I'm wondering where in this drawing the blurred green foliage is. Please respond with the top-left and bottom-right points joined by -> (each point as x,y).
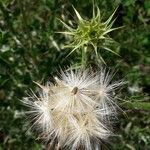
0,0 -> 149,149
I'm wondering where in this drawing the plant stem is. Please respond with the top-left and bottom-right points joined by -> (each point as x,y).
81,46 -> 87,67
123,102 -> 150,111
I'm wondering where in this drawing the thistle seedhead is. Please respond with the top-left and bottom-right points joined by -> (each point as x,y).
22,68 -> 124,149
60,6 -> 121,63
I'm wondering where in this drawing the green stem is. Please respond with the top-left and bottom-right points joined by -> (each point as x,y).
123,102 -> 150,111
81,46 -> 87,67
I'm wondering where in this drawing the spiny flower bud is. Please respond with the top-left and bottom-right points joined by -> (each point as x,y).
59,6 -> 121,63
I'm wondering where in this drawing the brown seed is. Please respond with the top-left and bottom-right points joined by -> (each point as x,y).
71,87 -> 78,95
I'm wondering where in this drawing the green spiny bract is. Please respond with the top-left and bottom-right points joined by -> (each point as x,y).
60,6 -> 121,64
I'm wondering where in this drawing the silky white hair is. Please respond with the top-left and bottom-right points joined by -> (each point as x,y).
22,68 -> 124,150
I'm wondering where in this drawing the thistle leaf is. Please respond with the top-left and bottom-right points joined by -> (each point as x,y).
72,6 -> 83,22
105,7 -> 118,26
101,46 -> 120,56
59,19 -> 74,31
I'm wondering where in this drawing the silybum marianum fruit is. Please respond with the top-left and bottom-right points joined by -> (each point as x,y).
22,68 -> 124,150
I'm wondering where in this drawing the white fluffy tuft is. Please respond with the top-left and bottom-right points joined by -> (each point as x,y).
22,68 -> 124,149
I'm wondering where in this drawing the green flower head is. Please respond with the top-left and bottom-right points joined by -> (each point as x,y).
60,6 -> 121,64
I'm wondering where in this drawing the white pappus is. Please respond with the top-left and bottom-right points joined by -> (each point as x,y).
22,68 -> 124,150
